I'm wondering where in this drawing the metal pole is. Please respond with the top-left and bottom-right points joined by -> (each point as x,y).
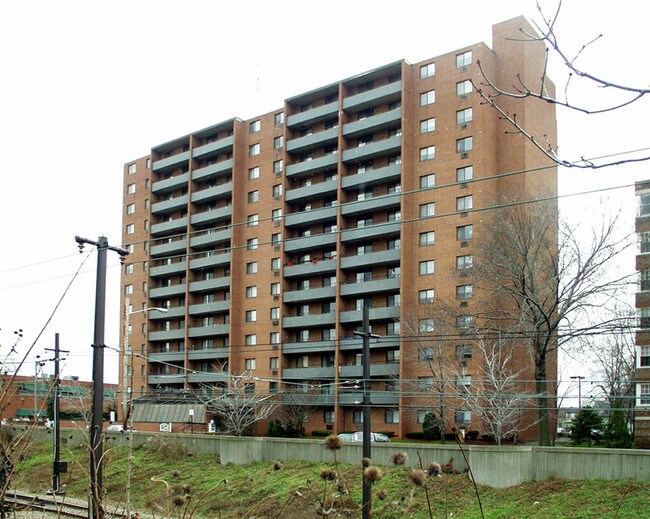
361,305 -> 371,519
53,333 -> 61,493
34,357 -> 39,423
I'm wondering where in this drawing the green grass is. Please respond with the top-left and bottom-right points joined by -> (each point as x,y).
15,440 -> 650,518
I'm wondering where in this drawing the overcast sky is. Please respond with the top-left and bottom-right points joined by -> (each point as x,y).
1,0 -> 649,387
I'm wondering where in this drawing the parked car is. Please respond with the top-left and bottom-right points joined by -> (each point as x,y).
106,424 -> 135,433
337,432 -> 391,443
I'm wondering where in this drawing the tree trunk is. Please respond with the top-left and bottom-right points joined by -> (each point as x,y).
535,349 -> 551,446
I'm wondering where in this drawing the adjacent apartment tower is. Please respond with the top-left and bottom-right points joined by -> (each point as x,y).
121,16 -> 558,439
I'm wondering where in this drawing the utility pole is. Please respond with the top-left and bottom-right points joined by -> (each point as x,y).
571,375 -> 585,409
46,333 -> 69,494
76,235 -> 128,519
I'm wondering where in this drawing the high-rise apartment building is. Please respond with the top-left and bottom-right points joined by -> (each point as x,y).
635,181 -> 650,448
121,16 -> 557,439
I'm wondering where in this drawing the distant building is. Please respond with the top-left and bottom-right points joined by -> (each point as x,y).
120,16 -> 558,439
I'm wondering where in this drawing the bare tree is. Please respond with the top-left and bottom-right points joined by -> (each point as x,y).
279,386 -> 320,437
195,375 -> 276,436
475,0 -> 650,169
456,336 -> 537,446
476,201 -> 630,445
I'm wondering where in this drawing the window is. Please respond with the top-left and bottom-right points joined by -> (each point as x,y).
457,255 -> 474,270
457,166 -> 474,182
419,318 -> 434,332
387,294 -> 400,307
420,203 -> 435,217
457,284 -> 473,300
269,332 -> 280,345
387,321 -> 401,335
420,174 -> 435,189
245,310 -> 257,322
457,195 -> 473,211
245,358 -> 256,370
356,298 -> 371,310
418,377 -> 434,390
248,190 -> 259,203
417,410 -> 431,424
455,410 -> 471,424
274,136 -> 284,149
419,347 -> 434,362
323,276 -> 336,287
125,264 -> 134,275
297,304 -> 310,317
419,289 -> 435,304
640,346 -> 650,367
639,383 -> 650,405
388,210 -> 401,222
270,282 -> 280,295
272,208 -> 282,224
249,143 -> 260,156
245,334 -> 257,346
456,315 -> 473,329
419,231 -> 435,246
641,270 -> 650,291
457,225 -> 473,241
420,62 -> 435,79
273,160 -> 283,174
419,260 -> 435,275
456,344 -> 472,360
248,166 -> 260,179
296,355 -> 309,368
246,262 -> 258,274
358,162 -> 373,173
457,108 -> 473,124
247,238 -> 259,250
126,203 -> 135,215
125,284 -> 134,295
324,411 -> 335,424
271,233 -> 281,245
128,163 -> 137,174
456,80 -> 473,96
357,218 -> 372,228
456,375 -> 472,392
322,328 -> 336,341
385,410 -> 400,424
388,183 -> 401,194
388,238 -> 401,250
270,307 -> 280,321
456,50 -> 472,68
419,117 -> 436,134
126,244 -> 135,253
127,183 -> 136,194
387,266 -> 400,278
640,307 -> 650,328
353,410 -> 364,423
126,223 -> 135,235
420,90 -> 436,106
420,146 -> 435,162
272,184 -> 283,198
250,120 -> 261,133
245,286 -> 258,298
247,214 -> 259,226
274,112 -> 285,126
356,271 -> 372,283
456,137 -> 473,153
298,279 -> 310,290
324,224 -> 337,234
271,257 -> 281,270
270,357 -> 279,369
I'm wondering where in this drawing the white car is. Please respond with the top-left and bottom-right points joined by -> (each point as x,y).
106,424 -> 135,433
337,432 -> 391,443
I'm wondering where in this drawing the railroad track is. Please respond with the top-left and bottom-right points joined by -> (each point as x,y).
4,491 -> 127,518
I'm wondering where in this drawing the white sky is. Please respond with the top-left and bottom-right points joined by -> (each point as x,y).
0,0 -> 649,389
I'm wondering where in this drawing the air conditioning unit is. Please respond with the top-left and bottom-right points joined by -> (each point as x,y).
274,221 -> 280,227
460,212 -> 468,218
275,171 -> 281,177
272,345 -> 278,350
460,241 -> 469,248
274,245 -> 281,251
459,271 -> 468,278
272,370 -> 278,376
460,123 -> 468,130
272,320 -> 279,326
460,182 -> 468,189
274,196 -> 280,201
460,301 -> 468,307
461,152 -> 469,159
274,271 -> 280,277
459,94 -> 468,101
273,296 -> 279,301
460,65 -> 468,73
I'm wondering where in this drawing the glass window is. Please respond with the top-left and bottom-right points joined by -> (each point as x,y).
274,112 -> 285,126
245,334 -> 257,345
248,190 -> 259,203
456,80 -> 473,96
419,318 -> 434,332
457,137 -> 473,153
270,307 -> 280,320
272,209 -> 282,223
419,231 -> 435,246
273,160 -> 283,174
387,321 -> 400,335
457,108 -> 473,124
457,166 -> 474,182
245,358 -> 256,370
245,286 -> 257,298
456,284 -> 473,300
420,117 -> 435,134
455,410 -> 471,424
249,143 -> 260,156
247,214 -> 259,226
126,224 -> 135,235
126,203 -> 135,214
353,410 -> 364,423
456,50 -> 472,68
420,203 -> 435,217
247,238 -> 259,250
457,255 -> 474,270
128,163 -> 137,174
419,289 -> 435,304
420,146 -> 435,162
456,315 -> 473,329
271,257 -> 281,270
639,383 -> 650,405
419,347 -> 434,361
274,136 -> 284,149
246,262 -> 258,274
248,166 -> 260,179
270,356 -> 279,369
245,310 -> 257,322
420,62 -> 435,79
420,174 -> 435,189
456,376 -> 472,392
324,410 -> 335,424
457,225 -> 473,241
419,260 -> 434,275
127,183 -> 136,194
270,282 -> 280,295
457,195 -> 473,211
456,344 -> 472,360
420,90 -> 436,106
385,410 -> 400,424
272,184 -> 283,198
250,120 -> 261,133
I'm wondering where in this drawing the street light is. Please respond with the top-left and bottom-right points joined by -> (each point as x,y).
34,355 -> 45,423
570,376 -> 586,409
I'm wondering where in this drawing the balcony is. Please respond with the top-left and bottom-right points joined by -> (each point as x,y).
343,81 -> 402,112
189,229 -> 232,249
152,173 -> 190,194
284,233 -> 337,253
287,127 -> 339,154
190,206 -> 232,227
282,340 -> 337,354
283,286 -> 336,304
149,351 -> 186,363
339,391 -> 399,405
148,374 -> 184,384
189,301 -> 230,315
153,151 -> 191,172
342,108 -> 402,138
342,163 -> 401,190
151,217 -> 188,237
340,195 -> 401,218
188,324 -> 230,338
151,194 -> 189,215
150,238 -> 187,258
285,206 -> 337,227
188,348 -> 229,361
286,154 -> 338,178
187,372 -> 229,384
340,277 -> 401,297
339,306 -> 400,323
339,363 -> 400,378
149,283 -> 187,299
277,393 -> 336,406
189,252 -> 231,270
150,261 -> 187,278
282,367 -> 336,380
189,277 -> 231,293
284,258 -> 337,278
285,181 -> 338,204
148,329 -> 186,342
340,222 -> 401,243
339,335 -> 400,351
282,312 -> 336,329
192,159 -> 233,182
149,306 -> 185,320
341,136 -> 402,164
340,249 -> 400,269
287,101 -> 339,128
192,136 -> 234,159
191,182 -> 233,204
